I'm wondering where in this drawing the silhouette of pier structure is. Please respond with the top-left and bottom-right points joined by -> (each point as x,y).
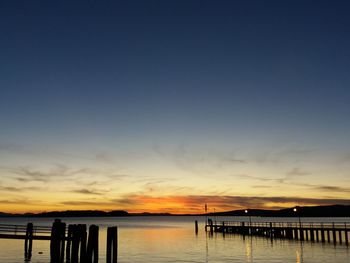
205,219 -> 349,245
0,219 -> 118,262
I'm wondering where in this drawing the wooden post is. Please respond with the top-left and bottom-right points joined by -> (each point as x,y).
269,222 -> 273,238
241,222 -> 246,235
87,225 -> 99,263
195,221 -> 198,235
80,224 -> 87,262
66,225 -> 74,263
339,230 -> 342,244
71,225 -> 79,263
50,219 -> 66,263
321,224 -> 325,243
107,226 -> 118,263
316,229 -> 319,242
68,224 -> 88,263
345,230 -> 349,246
310,229 -> 315,241
300,227 -> 304,241
333,223 -> 336,245
209,219 -> 214,234
24,223 -> 33,261
327,230 -> 330,243
294,228 -> 298,239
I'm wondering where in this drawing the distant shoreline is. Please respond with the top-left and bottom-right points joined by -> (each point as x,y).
1,204 -> 349,218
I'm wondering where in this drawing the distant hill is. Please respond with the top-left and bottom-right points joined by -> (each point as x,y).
34,210 -> 129,217
0,210 -> 129,218
0,212 -> 15,217
1,205 -> 349,217
131,212 -> 173,216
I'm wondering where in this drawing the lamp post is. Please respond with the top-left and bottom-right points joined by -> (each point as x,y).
245,209 -> 252,235
245,209 -> 252,226
214,208 -> 216,224
293,207 -> 301,227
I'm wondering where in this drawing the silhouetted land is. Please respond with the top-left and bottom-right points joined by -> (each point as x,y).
0,205 -> 349,217
206,205 -> 350,217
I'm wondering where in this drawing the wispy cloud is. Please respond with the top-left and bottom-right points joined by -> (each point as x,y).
60,200 -> 115,206
1,164 -> 130,184
287,167 -> 310,177
231,173 -> 350,194
4,164 -> 73,182
152,143 -> 247,176
308,185 -> 350,193
0,143 -> 94,161
0,198 -> 34,205
0,185 -> 41,192
72,189 -> 103,195
231,174 -> 285,183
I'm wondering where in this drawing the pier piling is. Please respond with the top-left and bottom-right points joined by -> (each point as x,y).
310,229 -> 315,241
24,223 -> 33,261
106,226 -> 118,263
66,225 -> 73,263
195,221 -> 198,235
339,231 -> 342,244
50,219 -> 66,263
70,224 -> 87,263
87,225 -> 99,263
321,228 -> 325,243
333,223 -> 337,245
327,230 -> 330,243
209,219 -> 213,234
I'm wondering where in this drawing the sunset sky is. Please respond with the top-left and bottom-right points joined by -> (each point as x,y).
0,1 -> 350,214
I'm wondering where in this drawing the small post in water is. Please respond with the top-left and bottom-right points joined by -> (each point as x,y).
24,223 -> 33,261
195,220 -> 198,235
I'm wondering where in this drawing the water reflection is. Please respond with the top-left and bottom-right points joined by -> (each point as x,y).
245,236 -> 253,262
296,241 -> 304,263
205,232 -> 209,263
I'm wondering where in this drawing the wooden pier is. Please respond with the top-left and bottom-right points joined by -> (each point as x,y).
0,223 -> 52,240
0,220 -> 119,262
205,220 -> 349,245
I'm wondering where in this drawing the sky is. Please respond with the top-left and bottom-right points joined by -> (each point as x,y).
0,0 -> 350,214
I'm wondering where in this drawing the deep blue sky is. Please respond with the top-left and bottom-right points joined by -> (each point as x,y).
0,1 -> 350,212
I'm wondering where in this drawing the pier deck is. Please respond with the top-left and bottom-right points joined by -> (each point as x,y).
205,220 -> 349,245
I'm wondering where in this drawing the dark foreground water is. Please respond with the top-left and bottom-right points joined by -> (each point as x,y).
0,216 -> 349,262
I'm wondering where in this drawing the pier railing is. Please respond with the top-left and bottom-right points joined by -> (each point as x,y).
212,221 -> 348,230
0,223 -> 52,238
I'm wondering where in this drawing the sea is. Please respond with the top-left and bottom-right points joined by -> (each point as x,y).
0,216 -> 349,262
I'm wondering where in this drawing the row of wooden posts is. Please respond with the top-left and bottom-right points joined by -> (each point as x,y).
24,219 -> 118,262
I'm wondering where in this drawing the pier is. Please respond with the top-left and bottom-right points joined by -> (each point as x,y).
205,220 -> 349,245
0,220 -> 118,262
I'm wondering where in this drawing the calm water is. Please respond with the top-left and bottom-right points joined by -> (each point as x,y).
0,216 -> 349,262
